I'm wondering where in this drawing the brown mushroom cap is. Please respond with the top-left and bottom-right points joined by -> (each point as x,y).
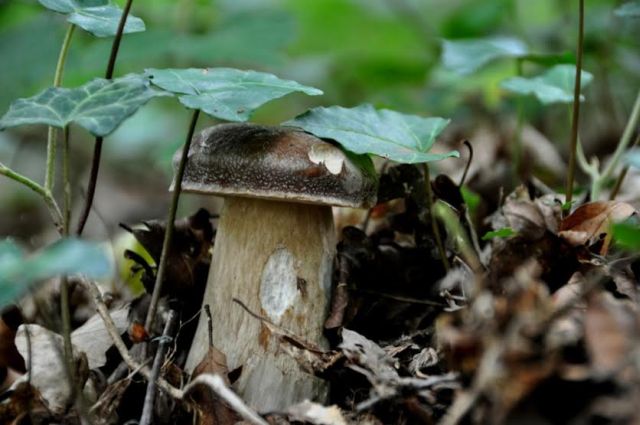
173,123 -> 378,208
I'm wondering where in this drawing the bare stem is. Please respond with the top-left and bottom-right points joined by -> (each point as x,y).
610,133 -> 640,200
0,162 -> 63,229
144,109 -> 201,332
60,126 -> 75,391
62,127 -> 71,234
140,310 -> 178,425
76,0 -> 135,236
565,0 -> 585,205
46,24 -> 76,192
423,163 -> 450,272
513,58 -> 525,183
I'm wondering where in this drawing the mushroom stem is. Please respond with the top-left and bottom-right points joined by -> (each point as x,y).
185,196 -> 334,411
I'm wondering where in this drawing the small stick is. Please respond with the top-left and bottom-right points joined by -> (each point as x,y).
144,109 -> 201,333
139,310 -> 178,425
82,278 -> 266,425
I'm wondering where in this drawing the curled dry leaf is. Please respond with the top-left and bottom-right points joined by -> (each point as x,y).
559,201 -> 636,254
189,346 -> 240,425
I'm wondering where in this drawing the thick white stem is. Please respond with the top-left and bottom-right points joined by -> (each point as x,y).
185,197 -> 334,411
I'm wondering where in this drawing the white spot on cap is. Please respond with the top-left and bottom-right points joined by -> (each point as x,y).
260,248 -> 298,322
308,144 -> 345,175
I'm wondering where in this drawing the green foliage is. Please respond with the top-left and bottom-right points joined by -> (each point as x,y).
0,238 -> 113,309
612,220 -> 640,250
482,227 -> 517,240
287,104 -> 457,163
500,64 -> 594,104
38,0 -> 145,37
145,68 -> 322,121
0,75 -> 167,136
441,36 -> 528,75
614,1 -> 640,17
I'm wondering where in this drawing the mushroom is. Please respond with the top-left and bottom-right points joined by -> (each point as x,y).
177,123 -> 377,411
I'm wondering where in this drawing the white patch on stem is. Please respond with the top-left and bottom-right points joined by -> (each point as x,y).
260,248 -> 298,322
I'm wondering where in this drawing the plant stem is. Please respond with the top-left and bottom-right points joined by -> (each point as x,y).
45,24 -> 76,192
62,127 -> 71,234
144,109 -> 200,332
565,0 -> 585,205
60,126 -> 75,389
0,162 -> 63,229
75,0 -> 134,236
609,133 -> 640,200
513,58 -> 525,183
423,163 -> 450,273
593,89 -> 640,199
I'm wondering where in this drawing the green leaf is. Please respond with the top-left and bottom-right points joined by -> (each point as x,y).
614,2 -> 640,18
145,68 -> 323,122
612,221 -> 640,250
286,104 -> 458,164
482,227 -> 517,241
441,36 -> 528,75
38,0 -> 145,37
461,186 -> 480,215
0,238 -> 113,309
500,64 -> 594,104
0,75 -> 167,136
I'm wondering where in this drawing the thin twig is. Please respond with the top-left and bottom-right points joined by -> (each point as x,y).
144,109 -> 201,333
140,310 -> 178,425
76,0 -> 135,235
81,278 -> 266,425
565,0 -> 585,205
204,305 -> 213,348
183,376 -> 269,425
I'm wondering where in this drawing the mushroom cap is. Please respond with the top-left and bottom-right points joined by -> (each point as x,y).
172,123 -> 378,208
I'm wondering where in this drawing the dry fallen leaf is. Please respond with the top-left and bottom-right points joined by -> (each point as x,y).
285,400 -> 348,425
71,308 -> 129,369
190,347 -> 240,425
584,292 -> 640,377
14,324 -> 88,415
559,201 -> 636,253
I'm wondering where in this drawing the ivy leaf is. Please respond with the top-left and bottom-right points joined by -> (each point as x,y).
38,0 -> 145,37
0,238 -> 113,309
286,104 -> 458,164
500,64 -> 594,104
145,68 -> 322,122
0,75 -> 167,137
614,2 -> 640,18
442,36 -> 528,75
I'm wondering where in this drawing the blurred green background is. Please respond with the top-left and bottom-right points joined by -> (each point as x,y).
0,0 -> 638,247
